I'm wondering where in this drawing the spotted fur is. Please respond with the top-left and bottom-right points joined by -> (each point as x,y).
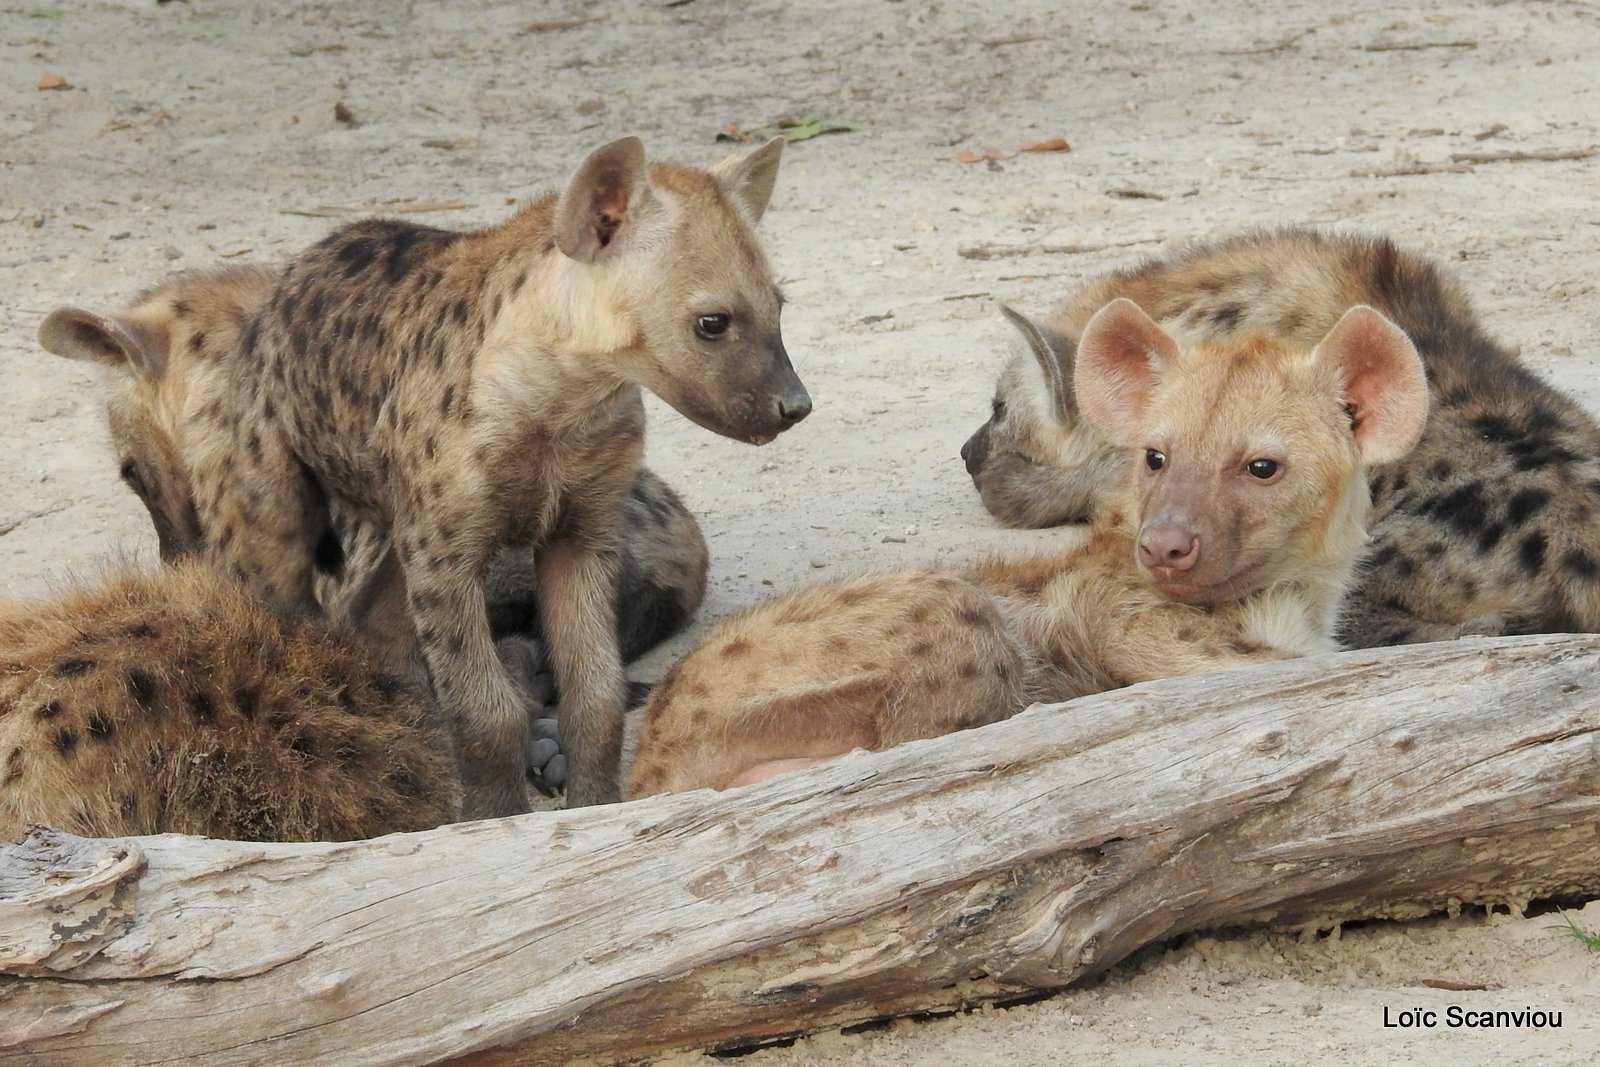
628,300 -> 1425,797
0,559 -> 459,842
178,137 -> 805,815
963,229 -> 1600,647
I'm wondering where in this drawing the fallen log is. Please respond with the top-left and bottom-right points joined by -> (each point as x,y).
3,634 -> 1599,1066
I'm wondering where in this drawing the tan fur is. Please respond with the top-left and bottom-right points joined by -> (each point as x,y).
39,265 -> 710,664
627,305 -> 1425,797
0,559 -> 459,842
178,138 -> 806,815
963,229 -> 1600,647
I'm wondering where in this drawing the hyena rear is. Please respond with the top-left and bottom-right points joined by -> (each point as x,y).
627,298 -> 1427,796
38,264 -> 710,670
962,229 -> 1600,647
183,137 -> 808,815
0,557 -> 460,842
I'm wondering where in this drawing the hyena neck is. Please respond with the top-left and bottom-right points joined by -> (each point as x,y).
464,199 -> 646,422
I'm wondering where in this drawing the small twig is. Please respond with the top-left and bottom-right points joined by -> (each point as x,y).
1221,29 -> 1314,55
1352,163 -> 1475,177
1362,39 -> 1478,52
1107,187 -> 1165,200
1421,978 -> 1495,991
1449,147 -> 1596,164
0,501 -> 74,538
983,34 -> 1049,48
958,237 -> 1160,261
941,292 -> 990,302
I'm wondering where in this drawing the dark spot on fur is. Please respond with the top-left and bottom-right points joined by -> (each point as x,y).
337,237 -> 380,277
1506,488 -> 1551,526
451,298 -> 470,326
189,691 -> 217,725
1562,550 -> 1599,581
54,728 -> 78,757
289,733 -> 318,758
125,623 -> 157,640
1428,460 -> 1453,481
959,661 -> 981,679
128,671 -> 160,713
36,701 -> 61,721
1422,541 -> 1446,559
1476,523 -> 1505,553
3,746 -> 21,785
55,658 -> 96,677
87,712 -> 115,739
956,607 -> 988,628
1518,531 -> 1549,575
387,766 -> 426,798
1210,304 -> 1243,330
910,641 -> 933,657
1471,414 -> 1519,445
1426,481 -> 1486,537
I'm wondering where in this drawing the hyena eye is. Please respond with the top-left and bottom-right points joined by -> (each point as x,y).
1145,449 -> 1166,472
1246,458 -> 1280,480
991,398 -> 1007,419
694,313 -> 731,340
119,459 -> 145,493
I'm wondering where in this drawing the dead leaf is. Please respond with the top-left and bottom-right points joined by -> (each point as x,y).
37,73 -> 70,91
956,146 -> 1015,164
1020,137 -> 1071,153
717,116 -> 864,144
334,100 -> 358,126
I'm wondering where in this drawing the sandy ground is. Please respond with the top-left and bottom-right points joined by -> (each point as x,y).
3,0 -> 1599,1063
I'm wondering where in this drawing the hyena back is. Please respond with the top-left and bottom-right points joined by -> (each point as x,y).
962,229 -> 1600,647
38,265 -> 710,670
188,137 -> 807,814
628,297 -> 1427,796
0,558 -> 460,842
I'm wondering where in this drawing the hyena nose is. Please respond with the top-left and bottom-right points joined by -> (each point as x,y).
1138,523 -> 1201,572
961,426 -> 990,474
776,387 -> 812,426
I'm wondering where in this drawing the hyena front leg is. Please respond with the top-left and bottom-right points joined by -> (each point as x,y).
396,519 -> 532,820
535,519 -> 627,808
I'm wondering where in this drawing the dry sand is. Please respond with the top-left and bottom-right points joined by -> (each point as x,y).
3,0 -> 1598,1063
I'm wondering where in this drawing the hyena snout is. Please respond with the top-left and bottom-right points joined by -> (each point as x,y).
732,339 -> 812,441
1138,520 -> 1201,575
960,422 -> 991,475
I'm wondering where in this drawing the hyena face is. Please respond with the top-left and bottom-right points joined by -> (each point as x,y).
961,306 -> 1122,526
554,137 -> 811,444
37,267 -> 273,560
1078,299 -> 1428,606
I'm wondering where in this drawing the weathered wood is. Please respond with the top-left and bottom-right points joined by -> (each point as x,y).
3,634 -> 1599,1066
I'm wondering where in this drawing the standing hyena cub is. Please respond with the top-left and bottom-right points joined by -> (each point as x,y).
187,137 -> 809,815
962,229 -> 1600,647
37,264 -> 711,675
627,298 -> 1427,796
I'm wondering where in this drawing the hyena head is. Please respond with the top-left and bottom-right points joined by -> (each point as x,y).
551,136 -> 811,444
961,306 -> 1124,527
1076,298 -> 1428,605
37,266 -> 274,560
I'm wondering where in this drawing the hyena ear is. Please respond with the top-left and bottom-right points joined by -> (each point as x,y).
1073,297 -> 1180,445
709,137 -> 784,224
38,306 -> 166,377
1313,305 -> 1429,465
999,304 -> 1077,423
555,136 -> 658,263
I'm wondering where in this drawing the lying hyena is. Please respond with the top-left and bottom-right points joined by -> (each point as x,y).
0,555 -> 461,842
180,137 -> 807,815
37,264 -> 710,671
627,298 -> 1427,796
962,229 -> 1600,648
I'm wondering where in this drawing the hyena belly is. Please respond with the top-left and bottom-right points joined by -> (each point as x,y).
0,561 -> 459,842
963,229 -> 1600,647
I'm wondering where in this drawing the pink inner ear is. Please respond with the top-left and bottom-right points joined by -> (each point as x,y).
1318,306 -> 1428,465
1073,298 -> 1178,444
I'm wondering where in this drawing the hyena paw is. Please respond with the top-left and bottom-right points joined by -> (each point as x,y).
496,636 -> 557,707
526,713 -> 567,797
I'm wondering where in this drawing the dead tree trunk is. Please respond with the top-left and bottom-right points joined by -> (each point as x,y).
3,634 -> 1599,1066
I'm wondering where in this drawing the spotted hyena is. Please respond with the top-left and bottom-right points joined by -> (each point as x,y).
0,555 -> 461,842
627,297 -> 1427,796
179,137 -> 807,815
962,229 -> 1600,648
38,263 -> 710,674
